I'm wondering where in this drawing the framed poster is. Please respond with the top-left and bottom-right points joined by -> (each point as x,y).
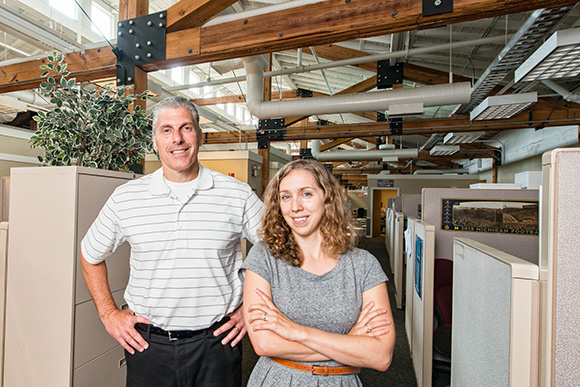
441,198 -> 539,235
415,236 -> 423,299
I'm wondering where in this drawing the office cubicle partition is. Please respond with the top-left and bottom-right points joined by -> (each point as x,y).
393,212 -> 404,309
452,238 -> 539,387
540,148 -> 580,387
410,219 -> 435,387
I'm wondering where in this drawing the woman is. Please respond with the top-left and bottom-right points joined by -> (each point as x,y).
241,159 -> 395,386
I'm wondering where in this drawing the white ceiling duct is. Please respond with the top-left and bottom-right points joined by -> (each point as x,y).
541,80 -> 580,104
311,140 -> 418,161
243,56 -> 472,119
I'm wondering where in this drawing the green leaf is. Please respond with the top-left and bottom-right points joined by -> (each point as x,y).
47,63 -> 54,70
60,77 -> 67,88
117,89 -> 125,97
47,77 -> 55,85
56,55 -> 63,63
47,55 -> 54,62
61,70 -> 71,77
67,79 -> 75,87
56,64 -> 62,73
40,81 -> 48,89
41,71 -> 49,77
40,65 -> 48,70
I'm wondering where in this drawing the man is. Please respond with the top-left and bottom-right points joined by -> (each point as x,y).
81,96 -> 263,386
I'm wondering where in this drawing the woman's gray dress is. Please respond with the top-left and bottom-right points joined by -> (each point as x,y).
241,243 -> 388,386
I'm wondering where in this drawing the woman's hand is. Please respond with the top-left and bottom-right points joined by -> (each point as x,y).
348,301 -> 391,337
248,288 -> 305,342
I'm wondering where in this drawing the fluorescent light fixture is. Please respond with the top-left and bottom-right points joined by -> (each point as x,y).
515,28 -> 580,83
470,92 -> 537,121
444,131 -> 486,144
430,145 -> 460,156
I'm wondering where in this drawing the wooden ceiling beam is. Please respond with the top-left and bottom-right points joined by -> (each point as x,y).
320,137 -> 355,151
203,105 -> 580,144
147,0 -> 575,71
166,0 -> 238,32
0,47 -> 117,93
2,0 -> 573,93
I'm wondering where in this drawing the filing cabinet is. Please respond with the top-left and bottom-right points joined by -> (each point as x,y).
4,167 -> 134,387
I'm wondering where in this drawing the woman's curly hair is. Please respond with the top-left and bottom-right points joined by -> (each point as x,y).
260,159 -> 359,266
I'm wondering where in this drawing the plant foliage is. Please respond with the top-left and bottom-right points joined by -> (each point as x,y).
30,51 -> 153,172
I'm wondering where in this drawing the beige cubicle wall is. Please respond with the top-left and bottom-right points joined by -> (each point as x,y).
401,194 -> 421,219
421,188 -> 539,263
0,222 -> 7,387
408,218 -> 435,387
539,148 -> 580,387
452,238 -> 539,387
404,218 -> 417,354
392,212 -> 405,309
0,177 -> 7,222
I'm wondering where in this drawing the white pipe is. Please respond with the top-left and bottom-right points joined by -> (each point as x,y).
541,80 -> 580,103
310,140 -> 418,161
243,56 -> 471,119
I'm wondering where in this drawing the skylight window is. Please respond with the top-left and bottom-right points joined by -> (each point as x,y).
49,0 -> 76,19
91,4 -> 113,39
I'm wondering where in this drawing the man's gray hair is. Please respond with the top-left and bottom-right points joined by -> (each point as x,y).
151,96 -> 200,135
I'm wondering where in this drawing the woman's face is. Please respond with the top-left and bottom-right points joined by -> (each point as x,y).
279,169 -> 326,240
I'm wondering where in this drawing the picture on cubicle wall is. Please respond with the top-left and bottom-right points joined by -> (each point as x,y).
415,236 -> 423,299
441,198 -> 539,235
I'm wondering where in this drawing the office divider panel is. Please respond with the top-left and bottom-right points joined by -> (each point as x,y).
405,218 -> 417,353
393,212 -> 405,309
452,238 -> 538,387
0,222 -> 7,386
411,221 -> 435,387
540,148 -> 580,387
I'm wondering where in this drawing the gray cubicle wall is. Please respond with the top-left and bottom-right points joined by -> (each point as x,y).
452,238 -> 539,387
422,188 -> 539,263
540,148 -> 580,387
401,194 -> 421,219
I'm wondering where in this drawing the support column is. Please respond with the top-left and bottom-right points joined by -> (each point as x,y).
119,0 -> 149,172
259,54 -> 273,196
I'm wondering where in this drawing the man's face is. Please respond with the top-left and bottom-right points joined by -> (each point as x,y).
153,107 -> 202,182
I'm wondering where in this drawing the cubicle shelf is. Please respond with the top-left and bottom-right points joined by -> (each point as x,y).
4,167 -> 134,387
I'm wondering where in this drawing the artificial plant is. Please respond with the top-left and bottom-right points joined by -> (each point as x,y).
30,51 -> 153,172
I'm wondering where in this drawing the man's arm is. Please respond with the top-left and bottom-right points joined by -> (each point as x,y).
80,253 -> 150,355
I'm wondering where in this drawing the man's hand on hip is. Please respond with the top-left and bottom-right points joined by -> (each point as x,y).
213,305 -> 246,347
102,308 -> 150,355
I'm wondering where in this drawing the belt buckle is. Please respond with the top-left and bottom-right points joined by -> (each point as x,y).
167,331 -> 178,341
312,365 -> 329,376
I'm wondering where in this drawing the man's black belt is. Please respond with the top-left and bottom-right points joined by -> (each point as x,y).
136,322 -> 215,341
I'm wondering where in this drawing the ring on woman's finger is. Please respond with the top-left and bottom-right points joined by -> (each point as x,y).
263,313 -> 267,321
366,325 -> 371,333
234,326 -> 240,331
